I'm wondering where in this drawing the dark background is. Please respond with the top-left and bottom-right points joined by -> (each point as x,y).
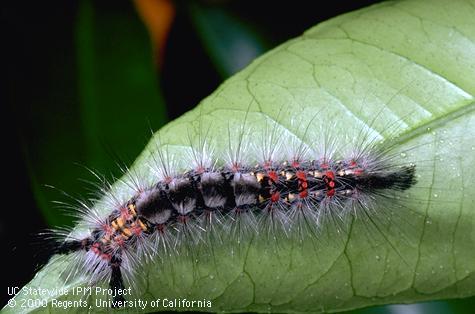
2,1 -> 474,313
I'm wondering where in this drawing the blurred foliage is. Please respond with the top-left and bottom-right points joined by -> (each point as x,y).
22,0 -> 168,227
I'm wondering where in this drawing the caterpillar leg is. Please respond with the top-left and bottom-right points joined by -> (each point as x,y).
55,239 -> 127,306
109,255 -> 126,305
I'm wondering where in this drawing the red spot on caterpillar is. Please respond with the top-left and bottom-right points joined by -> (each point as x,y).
102,224 -> 113,236
270,191 -> 280,203
196,166 -> 206,174
156,224 -> 166,233
164,176 -> 173,184
296,171 -> 306,180
114,236 -> 125,247
354,169 -> 363,176
231,163 -> 241,173
296,171 -> 308,198
350,160 -> 357,167
120,207 -> 132,221
91,243 -> 101,254
325,171 -> 335,180
101,253 -> 111,261
178,215 -> 188,224
268,171 -> 278,183
323,171 -> 336,197
132,225 -> 143,236
291,160 -> 300,168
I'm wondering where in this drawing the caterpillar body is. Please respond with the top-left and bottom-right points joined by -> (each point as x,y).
47,116 -> 418,306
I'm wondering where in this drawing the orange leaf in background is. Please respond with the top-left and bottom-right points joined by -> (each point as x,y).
134,0 -> 175,68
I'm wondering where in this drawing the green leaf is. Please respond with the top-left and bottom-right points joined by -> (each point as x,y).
5,0 -> 475,313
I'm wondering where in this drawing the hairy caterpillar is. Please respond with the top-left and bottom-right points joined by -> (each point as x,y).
8,92 -> 475,314
32,106 -> 424,310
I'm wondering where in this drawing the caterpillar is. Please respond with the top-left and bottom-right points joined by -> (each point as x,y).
40,108 -> 420,308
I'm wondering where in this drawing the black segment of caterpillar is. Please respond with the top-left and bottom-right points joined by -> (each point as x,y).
52,156 -> 416,305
